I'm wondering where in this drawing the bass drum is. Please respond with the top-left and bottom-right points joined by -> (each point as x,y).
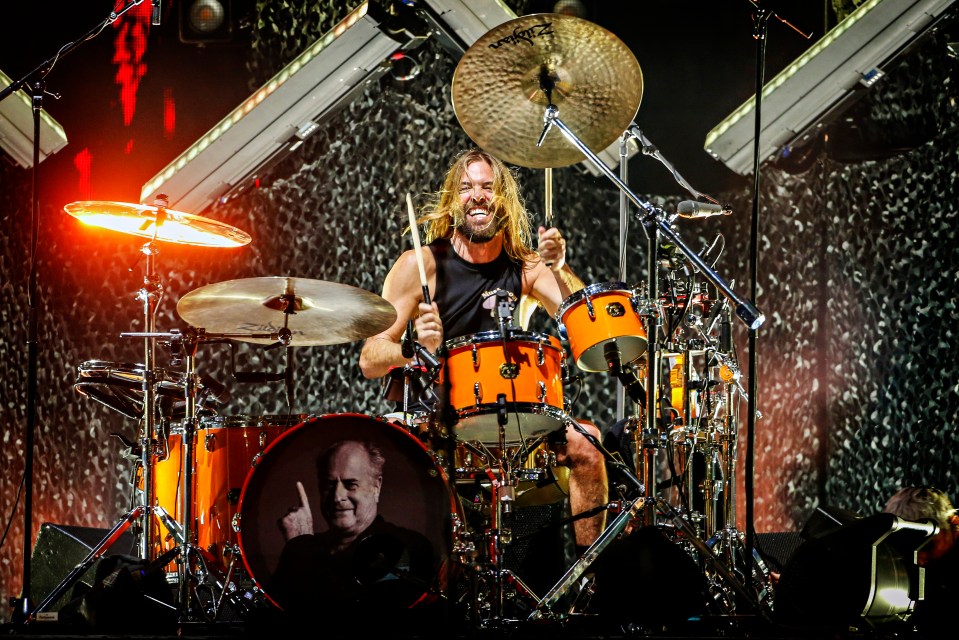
235,413 -> 462,615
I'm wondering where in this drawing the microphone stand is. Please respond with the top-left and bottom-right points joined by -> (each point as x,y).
741,0 -> 811,585
536,96 -> 766,610
0,1 -> 146,622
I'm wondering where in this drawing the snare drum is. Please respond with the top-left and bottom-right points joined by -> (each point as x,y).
152,414 -> 304,565
556,282 -> 646,372
443,330 -> 566,444
235,413 -> 461,612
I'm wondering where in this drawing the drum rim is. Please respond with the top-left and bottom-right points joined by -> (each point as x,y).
197,413 -> 311,426
555,280 -> 634,322
444,329 -> 562,352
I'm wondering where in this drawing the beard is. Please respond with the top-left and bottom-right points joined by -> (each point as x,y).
452,200 -> 505,243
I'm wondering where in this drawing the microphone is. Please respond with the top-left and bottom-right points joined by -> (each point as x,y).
401,320 -> 415,359
413,342 -> 440,371
199,373 -> 231,403
604,341 -> 622,377
151,0 -> 162,26
677,201 -> 731,219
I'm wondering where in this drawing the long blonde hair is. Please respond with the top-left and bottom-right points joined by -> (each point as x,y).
416,149 -> 536,263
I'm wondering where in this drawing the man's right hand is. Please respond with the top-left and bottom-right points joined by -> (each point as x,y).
280,481 -> 313,540
414,301 -> 444,353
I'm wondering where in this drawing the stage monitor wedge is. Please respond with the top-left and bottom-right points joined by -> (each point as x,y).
704,0 -> 958,176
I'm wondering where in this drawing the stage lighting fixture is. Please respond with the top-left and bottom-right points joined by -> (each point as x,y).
0,68 -> 68,168
704,0 -> 958,176
179,0 -> 233,44
142,2 -> 427,213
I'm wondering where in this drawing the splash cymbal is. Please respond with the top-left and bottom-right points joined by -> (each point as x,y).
452,13 -> 643,169
64,201 -> 252,248
176,276 -> 397,346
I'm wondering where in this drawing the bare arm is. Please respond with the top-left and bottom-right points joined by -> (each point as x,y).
359,250 -> 443,379
526,226 -> 585,319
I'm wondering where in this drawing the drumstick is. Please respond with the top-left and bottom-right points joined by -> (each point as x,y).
406,193 -> 431,305
544,168 -> 554,267
544,167 -> 553,227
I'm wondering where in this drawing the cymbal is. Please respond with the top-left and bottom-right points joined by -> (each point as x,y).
452,13 -> 643,169
64,201 -> 252,248
176,276 -> 397,346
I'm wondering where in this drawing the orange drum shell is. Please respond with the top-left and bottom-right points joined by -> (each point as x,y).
559,289 -> 646,372
152,415 -> 300,565
443,332 -> 566,442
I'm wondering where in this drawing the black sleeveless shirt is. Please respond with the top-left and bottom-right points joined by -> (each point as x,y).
428,238 -> 523,341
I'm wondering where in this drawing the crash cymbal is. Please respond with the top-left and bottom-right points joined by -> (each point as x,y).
452,13 -> 643,169
64,201 -> 252,248
176,276 -> 397,346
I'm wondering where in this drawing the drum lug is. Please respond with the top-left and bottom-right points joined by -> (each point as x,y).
538,381 -> 547,403
231,512 -> 241,533
204,432 -> 215,452
251,451 -> 264,467
471,342 -> 479,368
474,382 -> 482,407
537,341 -> 545,366
258,430 -> 268,450
585,293 -> 595,319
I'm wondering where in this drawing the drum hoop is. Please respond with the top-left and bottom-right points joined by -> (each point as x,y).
444,329 -> 561,352
196,414 -> 310,429
456,403 -> 567,421
555,281 -> 633,322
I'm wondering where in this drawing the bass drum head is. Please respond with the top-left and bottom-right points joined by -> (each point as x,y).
236,413 -> 458,615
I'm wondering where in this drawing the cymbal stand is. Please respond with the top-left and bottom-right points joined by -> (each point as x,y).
26,234 -> 184,621
122,326 -> 285,622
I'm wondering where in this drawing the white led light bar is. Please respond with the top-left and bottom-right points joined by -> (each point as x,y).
704,0 -> 957,176
140,2 -> 420,213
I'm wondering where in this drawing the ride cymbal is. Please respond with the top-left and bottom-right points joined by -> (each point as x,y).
176,276 -> 397,346
64,201 -> 252,248
452,13 -> 643,169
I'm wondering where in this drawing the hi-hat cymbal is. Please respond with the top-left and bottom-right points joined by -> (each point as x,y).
452,13 -> 643,169
64,201 -> 252,248
176,276 -> 397,346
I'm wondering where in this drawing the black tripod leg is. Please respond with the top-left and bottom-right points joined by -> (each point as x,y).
29,506 -> 145,619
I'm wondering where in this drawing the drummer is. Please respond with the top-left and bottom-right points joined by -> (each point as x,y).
359,148 -> 608,551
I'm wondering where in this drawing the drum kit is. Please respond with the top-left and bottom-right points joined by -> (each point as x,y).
31,11 -> 771,633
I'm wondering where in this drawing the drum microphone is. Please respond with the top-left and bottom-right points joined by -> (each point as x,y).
199,373 -> 231,403
677,201 -> 731,219
402,320 -> 415,359
403,319 -> 440,370
413,342 -> 440,371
